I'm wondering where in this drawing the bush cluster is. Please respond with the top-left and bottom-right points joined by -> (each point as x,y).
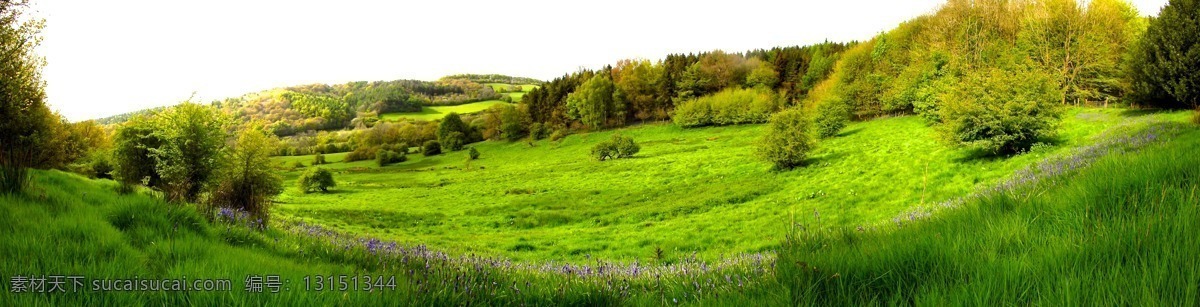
591,134 -> 640,161
422,140 -> 442,156
673,88 -> 782,128
528,123 -> 549,140
757,108 -> 815,170
812,98 -> 851,138
467,147 -> 480,160
343,147 -> 375,162
549,129 -> 569,142
937,65 -> 1063,154
375,150 -> 407,166
297,167 -> 335,194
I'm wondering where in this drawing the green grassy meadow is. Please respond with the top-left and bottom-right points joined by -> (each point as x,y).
780,122 -> 1200,305
272,107 -> 1191,263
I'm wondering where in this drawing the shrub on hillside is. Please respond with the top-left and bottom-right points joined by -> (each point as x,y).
468,147 -> 480,160
757,108 -> 815,170
813,98 -> 851,138
423,140 -> 442,156
343,147 -> 375,162
209,128 -> 283,227
591,142 -> 618,161
312,153 -> 327,165
290,161 -> 305,169
592,135 -> 640,161
375,150 -> 406,166
297,167 -> 335,194
529,123 -> 548,140
673,87 -> 782,128
611,135 -> 640,158
437,112 -> 471,150
443,131 -> 465,151
549,129 -> 569,142
937,65 -> 1063,154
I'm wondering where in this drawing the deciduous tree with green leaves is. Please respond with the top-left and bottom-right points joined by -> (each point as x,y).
1129,0 -> 1200,109
0,0 -> 52,194
208,126 -> 283,225
566,73 -> 623,129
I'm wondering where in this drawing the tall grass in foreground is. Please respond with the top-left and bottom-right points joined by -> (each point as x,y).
0,171 -> 783,305
780,126 -> 1200,305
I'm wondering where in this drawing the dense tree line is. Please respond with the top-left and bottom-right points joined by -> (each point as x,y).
521,43 -> 850,131
755,0 -> 1176,168
440,74 -> 543,85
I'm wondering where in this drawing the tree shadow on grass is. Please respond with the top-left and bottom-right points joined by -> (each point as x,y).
802,150 -> 847,167
837,127 -> 864,138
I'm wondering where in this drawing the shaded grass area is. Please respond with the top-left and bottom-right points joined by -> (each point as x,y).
273,107 -> 1191,262
779,125 -> 1200,305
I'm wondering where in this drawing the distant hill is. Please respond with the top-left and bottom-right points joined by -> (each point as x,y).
95,75 -> 543,136
439,74 -> 543,85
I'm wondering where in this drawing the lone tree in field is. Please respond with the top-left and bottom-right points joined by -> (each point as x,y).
757,108 -> 815,170
436,113 -> 469,151
209,128 -> 283,225
591,134 -> 640,161
297,167 -> 336,194
0,0 -> 52,194
1129,0 -> 1200,109
111,103 -> 227,203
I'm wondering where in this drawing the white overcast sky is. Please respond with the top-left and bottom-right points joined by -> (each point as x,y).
30,0 -> 1168,121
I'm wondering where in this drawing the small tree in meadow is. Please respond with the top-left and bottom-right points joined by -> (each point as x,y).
467,147 -> 480,160
813,97 -> 851,138
757,108 -> 815,170
591,134 -> 640,161
297,167 -> 335,194
209,128 -> 283,225
312,153 -> 327,165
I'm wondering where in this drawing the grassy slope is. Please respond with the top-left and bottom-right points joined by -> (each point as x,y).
379,100 -> 512,121
272,108 -> 1189,262
377,83 -> 537,121
779,123 -> 1200,305
3,108 -> 1195,305
0,171 -> 780,305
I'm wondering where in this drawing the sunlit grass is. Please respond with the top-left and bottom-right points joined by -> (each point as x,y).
779,122 -> 1200,305
379,100 -> 514,121
273,107 -> 1191,263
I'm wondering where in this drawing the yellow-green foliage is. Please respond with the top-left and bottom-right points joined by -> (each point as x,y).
820,0 -> 1145,121
674,87 -> 782,127
757,108 -> 815,169
937,62 -> 1065,154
